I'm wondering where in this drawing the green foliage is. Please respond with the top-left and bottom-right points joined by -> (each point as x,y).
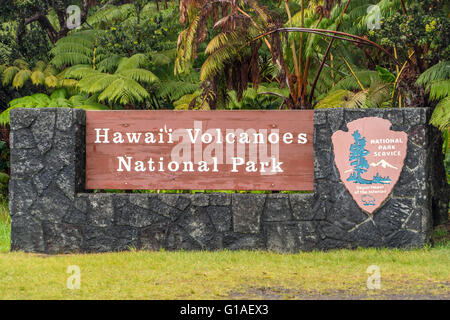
65,54 -> 159,105
95,4 -> 182,56
332,70 -> 382,92
50,30 -> 100,68
376,66 -> 396,83
156,77 -> 199,102
371,0 -> 449,64
316,81 -> 393,109
227,84 -> 290,110
429,98 -> 450,132
1,59 -> 59,90
173,91 -> 203,110
416,61 -> 450,101
0,88 -> 109,125
416,61 -> 450,131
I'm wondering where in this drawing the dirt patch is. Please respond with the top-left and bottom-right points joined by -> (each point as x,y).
228,283 -> 450,300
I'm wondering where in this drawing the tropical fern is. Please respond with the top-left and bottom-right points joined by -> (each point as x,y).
429,97 -> 450,131
65,54 -> 159,105
416,61 -> 450,101
416,61 -> 450,131
0,88 -> 109,125
50,30 -> 101,68
316,81 -> 392,109
0,42 -> 11,65
87,3 -> 135,28
315,89 -> 354,109
173,90 -> 203,110
331,70 -> 381,92
1,60 -> 59,89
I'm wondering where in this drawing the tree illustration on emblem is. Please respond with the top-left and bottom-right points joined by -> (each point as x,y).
347,130 -> 371,184
347,130 -> 391,185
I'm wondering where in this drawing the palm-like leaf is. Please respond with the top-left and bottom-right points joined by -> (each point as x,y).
0,92 -> 109,126
116,54 -> 151,72
13,59 -> 29,70
200,45 -> 238,81
12,69 -> 32,89
64,53 -> 159,106
118,69 -> 159,84
2,66 -> 19,86
30,70 -> 46,86
416,61 -> 450,101
430,97 -> 450,131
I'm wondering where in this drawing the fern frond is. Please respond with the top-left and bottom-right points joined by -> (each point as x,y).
416,61 -> 450,101
150,53 -> 172,66
175,13 -> 201,75
416,61 -> 450,86
31,71 -> 45,86
46,97 -> 72,108
13,59 -> 29,70
60,79 -> 79,88
116,54 -> 151,72
44,64 -> 58,77
429,79 -> 450,101
332,70 -> 380,91
2,66 -> 19,86
50,42 -> 93,58
315,89 -> 354,109
430,97 -> 450,131
98,78 -> 149,104
364,82 -> 392,108
157,80 -> 199,100
50,88 -> 68,100
65,65 -> 97,79
173,91 -> 201,110
12,69 -> 32,89
200,45 -> 238,81
78,73 -> 116,94
97,55 -> 122,73
45,75 -> 59,88
87,4 -> 134,27
51,52 -> 92,68
345,91 -> 368,108
74,104 -> 110,111
118,69 -> 159,84
205,32 -> 241,55
33,61 -> 47,72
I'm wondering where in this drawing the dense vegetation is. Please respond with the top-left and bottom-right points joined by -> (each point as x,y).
0,0 -> 448,199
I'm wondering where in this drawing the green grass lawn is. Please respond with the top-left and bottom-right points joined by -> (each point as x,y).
0,199 -> 10,253
0,201 -> 448,300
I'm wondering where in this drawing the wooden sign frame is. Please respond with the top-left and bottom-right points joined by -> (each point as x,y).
85,110 -> 314,190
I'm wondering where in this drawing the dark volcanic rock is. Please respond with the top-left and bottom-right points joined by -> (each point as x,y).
8,108 -> 438,253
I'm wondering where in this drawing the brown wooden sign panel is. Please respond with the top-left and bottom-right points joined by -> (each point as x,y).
85,110 -> 314,190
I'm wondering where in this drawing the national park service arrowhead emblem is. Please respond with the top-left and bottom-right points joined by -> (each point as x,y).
331,117 -> 408,214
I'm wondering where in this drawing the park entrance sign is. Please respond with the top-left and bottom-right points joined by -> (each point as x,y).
86,111 -> 314,190
8,107 -> 442,254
